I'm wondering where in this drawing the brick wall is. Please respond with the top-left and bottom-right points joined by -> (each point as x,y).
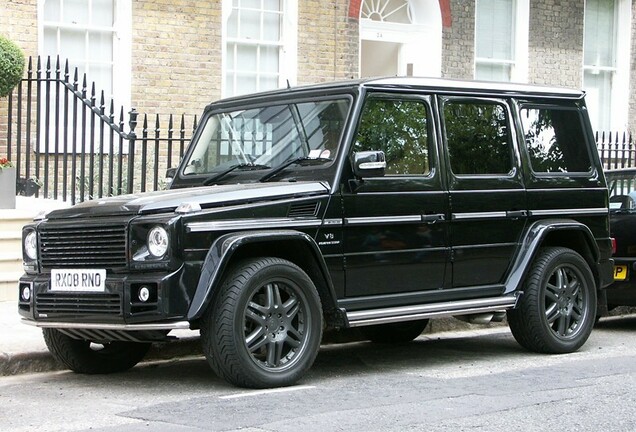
0,0 -> 38,155
528,0 -> 584,87
630,0 -> 636,132
297,0 -> 358,85
441,0 -> 474,80
0,0 -> 38,57
131,0 -> 222,117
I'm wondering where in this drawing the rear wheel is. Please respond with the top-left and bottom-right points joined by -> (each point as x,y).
360,319 -> 429,343
201,257 -> 323,388
507,247 -> 596,353
43,328 -> 151,374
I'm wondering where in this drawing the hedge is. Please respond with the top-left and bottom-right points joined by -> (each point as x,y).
0,36 -> 25,97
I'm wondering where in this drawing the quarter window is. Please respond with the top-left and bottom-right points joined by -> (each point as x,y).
520,107 -> 592,173
353,98 -> 432,176
444,100 -> 513,175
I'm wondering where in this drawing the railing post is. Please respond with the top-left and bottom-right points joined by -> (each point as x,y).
127,108 -> 138,194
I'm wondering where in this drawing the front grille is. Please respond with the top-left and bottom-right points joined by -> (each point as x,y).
36,293 -> 121,315
40,223 -> 127,269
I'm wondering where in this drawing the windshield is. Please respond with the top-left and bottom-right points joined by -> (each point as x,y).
608,172 -> 636,211
183,98 -> 351,177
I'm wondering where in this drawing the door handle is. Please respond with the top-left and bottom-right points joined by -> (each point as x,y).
421,214 -> 445,224
506,210 -> 528,219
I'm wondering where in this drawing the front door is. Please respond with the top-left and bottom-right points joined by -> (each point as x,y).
341,93 -> 449,306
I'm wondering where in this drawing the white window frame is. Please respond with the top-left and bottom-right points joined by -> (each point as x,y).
221,0 -> 297,98
37,0 -> 132,112
474,0 -> 529,82
583,0 -> 631,131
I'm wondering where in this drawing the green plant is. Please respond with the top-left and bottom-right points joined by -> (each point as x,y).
0,35 -> 25,97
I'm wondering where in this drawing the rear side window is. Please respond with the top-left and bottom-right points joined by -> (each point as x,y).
519,107 -> 592,174
443,100 -> 513,176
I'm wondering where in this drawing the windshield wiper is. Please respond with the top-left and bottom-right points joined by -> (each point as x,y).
258,157 -> 331,183
203,163 -> 270,185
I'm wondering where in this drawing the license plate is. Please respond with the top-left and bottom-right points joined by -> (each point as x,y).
614,265 -> 628,281
50,269 -> 106,292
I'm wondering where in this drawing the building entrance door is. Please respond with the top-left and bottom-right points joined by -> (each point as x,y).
359,0 -> 442,78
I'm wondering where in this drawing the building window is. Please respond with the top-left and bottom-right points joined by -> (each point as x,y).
583,0 -> 629,131
475,0 -> 528,82
40,0 -> 131,108
224,0 -> 297,98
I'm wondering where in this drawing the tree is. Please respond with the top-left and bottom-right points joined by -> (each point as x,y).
0,35 -> 25,97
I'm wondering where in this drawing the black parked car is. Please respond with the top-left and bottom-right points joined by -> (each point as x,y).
18,77 -> 614,388
604,168 -> 636,309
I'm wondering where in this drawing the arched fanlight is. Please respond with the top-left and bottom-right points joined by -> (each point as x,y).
360,0 -> 412,24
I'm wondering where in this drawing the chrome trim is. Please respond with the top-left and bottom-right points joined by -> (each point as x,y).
175,202 -> 202,214
452,211 -> 508,221
322,218 -> 344,226
529,208 -> 609,217
346,296 -> 517,327
345,215 -> 422,225
21,319 -> 191,331
187,218 -> 323,232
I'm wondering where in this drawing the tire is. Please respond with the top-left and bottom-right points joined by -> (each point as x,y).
507,247 -> 597,354
43,328 -> 151,374
360,319 -> 429,343
201,257 -> 323,389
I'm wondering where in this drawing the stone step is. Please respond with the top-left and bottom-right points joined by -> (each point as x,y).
0,232 -> 22,252
0,252 -> 22,273
0,272 -> 22,301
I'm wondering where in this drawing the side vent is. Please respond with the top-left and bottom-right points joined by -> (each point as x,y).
288,202 -> 320,218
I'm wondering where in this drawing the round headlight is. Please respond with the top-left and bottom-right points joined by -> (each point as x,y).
147,226 -> 169,258
24,231 -> 37,260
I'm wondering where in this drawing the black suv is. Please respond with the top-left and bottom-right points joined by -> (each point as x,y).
604,168 -> 636,309
18,78 -> 614,388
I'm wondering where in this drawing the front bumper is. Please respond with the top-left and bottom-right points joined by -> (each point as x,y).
18,265 -> 192,325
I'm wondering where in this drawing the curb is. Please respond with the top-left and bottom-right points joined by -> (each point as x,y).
0,337 -> 204,377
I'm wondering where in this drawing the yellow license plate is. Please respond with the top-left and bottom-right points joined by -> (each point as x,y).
614,265 -> 628,281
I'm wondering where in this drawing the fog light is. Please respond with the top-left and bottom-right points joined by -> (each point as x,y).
138,286 -> 151,302
21,286 -> 31,301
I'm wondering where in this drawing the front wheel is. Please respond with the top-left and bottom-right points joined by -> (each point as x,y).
507,247 -> 596,354
43,328 -> 151,374
201,257 -> 323,388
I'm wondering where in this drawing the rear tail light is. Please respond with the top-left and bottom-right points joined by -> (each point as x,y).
611,237 -> 617,255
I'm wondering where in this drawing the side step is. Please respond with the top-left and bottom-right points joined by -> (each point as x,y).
346,295 -> 518,327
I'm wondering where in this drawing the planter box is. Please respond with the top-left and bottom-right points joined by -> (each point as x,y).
0,167 -> 16,209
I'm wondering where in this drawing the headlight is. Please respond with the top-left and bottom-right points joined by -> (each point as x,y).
147,226 -> 169,258
24,231 -> 37,260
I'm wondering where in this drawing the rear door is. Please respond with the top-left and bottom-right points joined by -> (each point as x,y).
439,96 -> 527,291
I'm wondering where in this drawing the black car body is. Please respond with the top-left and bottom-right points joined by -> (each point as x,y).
18,78 -> 614,388
605,168 -> 636,308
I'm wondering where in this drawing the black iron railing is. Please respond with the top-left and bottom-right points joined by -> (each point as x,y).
3,56 -> 196,204
596,131 -> 635,170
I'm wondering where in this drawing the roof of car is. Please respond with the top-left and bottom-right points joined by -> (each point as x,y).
210,76 -> 584,109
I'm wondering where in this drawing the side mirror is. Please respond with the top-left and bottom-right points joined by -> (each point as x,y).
352,151 -> 386,178
165,167 -> 177,179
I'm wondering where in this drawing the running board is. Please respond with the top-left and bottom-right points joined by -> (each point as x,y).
346,295 -> 518,327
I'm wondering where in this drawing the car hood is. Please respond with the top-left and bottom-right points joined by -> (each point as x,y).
43,182 -> 330,219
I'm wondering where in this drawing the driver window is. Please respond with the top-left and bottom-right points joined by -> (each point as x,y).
353,97 -> 432,176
